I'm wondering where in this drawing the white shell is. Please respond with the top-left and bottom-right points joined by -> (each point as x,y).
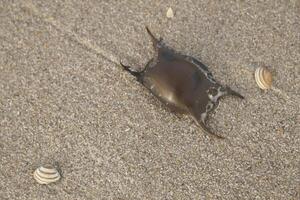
33,166 -> 61,184
255,67 -> 272,90
166,8 -> 174,18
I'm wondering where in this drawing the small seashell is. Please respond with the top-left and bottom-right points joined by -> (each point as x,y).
33,165 -> 61,184
255,67 -> 272,90
166,8 -> 174,18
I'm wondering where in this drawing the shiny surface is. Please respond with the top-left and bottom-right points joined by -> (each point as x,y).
123,28 -> 244,138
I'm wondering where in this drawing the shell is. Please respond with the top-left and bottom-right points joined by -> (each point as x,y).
255,67 -> 272,90
33,165 -> 61,184
166,8 -> 174,18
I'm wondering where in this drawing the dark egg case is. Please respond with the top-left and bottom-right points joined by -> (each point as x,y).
121,27 -> 244,138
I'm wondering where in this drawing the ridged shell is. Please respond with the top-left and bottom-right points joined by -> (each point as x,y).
33,166 -> 61,184
255,67 -> 272,90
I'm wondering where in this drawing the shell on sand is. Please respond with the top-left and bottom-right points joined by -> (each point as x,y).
33,165 -> 61,184
166,8 -> 174,18
255,67 -> 272,90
